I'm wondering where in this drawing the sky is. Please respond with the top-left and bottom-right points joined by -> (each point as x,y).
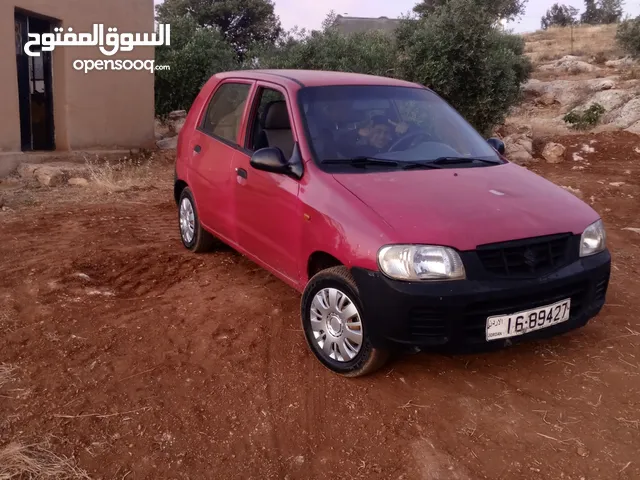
154,0 -> 640,34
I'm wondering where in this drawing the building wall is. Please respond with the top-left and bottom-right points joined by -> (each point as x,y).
0,0 -> 155,152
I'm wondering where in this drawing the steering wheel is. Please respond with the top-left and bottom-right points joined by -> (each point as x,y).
387,131 -> 432,153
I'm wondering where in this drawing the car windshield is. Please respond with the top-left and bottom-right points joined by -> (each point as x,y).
298,85 -> 501,168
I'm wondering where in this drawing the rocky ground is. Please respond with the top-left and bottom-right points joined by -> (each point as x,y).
499,25 -> 640,167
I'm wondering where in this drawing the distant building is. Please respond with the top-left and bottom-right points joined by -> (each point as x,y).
332,15 -> 404,35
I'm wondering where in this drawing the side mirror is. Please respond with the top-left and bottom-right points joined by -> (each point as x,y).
249,144 -> 304,180
250,147 -> 290,174
487,137 -> 506,155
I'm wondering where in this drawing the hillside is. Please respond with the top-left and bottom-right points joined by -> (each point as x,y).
500,24 -> 640,164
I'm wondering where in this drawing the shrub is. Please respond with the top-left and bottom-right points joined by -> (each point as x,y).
616,16 -> 640,58
396,0 -> 532,135
563,103 -> 606,129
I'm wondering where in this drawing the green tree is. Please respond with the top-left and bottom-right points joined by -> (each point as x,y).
617,15 -> 640,57
581,0 -> 624,24
155,16 -> 239,116
413,0 -> 528,21
599,0 -> 624,23
156,0 -> 282,60
251,15 -> 398,77
399,0 -> 531,135
541,4 -> 579,29
581,0 -> 599,23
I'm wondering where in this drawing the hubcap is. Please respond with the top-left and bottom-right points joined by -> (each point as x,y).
310,288 -> 363,362
179,198 -> 195,244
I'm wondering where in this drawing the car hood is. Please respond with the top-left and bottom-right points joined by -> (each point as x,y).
332,163 -> 600,251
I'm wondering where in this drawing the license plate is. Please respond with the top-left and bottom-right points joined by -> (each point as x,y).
486,298 -> 571,341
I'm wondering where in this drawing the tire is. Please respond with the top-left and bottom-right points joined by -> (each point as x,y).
178,187 -> 215,253
301,266 -> 389,377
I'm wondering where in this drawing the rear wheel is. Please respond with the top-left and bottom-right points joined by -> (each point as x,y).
301,266 -> 389,377
178,187 -> 215,253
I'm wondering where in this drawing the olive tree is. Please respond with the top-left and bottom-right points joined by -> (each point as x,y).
251,19 -> 398,77
616,15 -> 640,57
155,16 -> 238,116
397,0 -> 531,135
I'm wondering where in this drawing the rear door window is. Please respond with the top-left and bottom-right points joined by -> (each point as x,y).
201,82 -> 251,145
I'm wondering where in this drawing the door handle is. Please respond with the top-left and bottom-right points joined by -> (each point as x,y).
193,145 -> 201,153
236,168 -> 247,179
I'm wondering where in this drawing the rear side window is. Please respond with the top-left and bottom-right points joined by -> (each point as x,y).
201,83 -> 251,144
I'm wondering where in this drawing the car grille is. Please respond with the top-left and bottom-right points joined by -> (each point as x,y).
476,234 -> 573,277
594,274 -> 610,302
407,307 -> 449,342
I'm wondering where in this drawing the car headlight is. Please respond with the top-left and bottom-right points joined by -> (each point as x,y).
580,219 -> 606,257
377,245 -> 466,281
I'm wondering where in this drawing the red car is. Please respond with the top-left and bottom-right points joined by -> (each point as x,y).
174,70 -> 610,377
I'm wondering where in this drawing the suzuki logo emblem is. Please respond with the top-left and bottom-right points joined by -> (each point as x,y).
523,248 -> 538,267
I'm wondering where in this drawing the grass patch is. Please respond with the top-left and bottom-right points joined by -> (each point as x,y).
84,154 -> 155,193
0,441 -> 91,480
524,24 -> 622,66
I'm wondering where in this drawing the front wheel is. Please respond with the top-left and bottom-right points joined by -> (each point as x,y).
301,266 -> 389,377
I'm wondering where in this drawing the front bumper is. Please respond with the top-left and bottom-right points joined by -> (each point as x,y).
351,249 -> 611,350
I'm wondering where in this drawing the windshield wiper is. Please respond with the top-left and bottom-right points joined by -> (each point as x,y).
401,161 -> 443,170
431,156 -> 502,166
321,157 -> 400,168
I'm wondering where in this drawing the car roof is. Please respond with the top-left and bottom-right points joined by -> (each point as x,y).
215,69 -> 423,89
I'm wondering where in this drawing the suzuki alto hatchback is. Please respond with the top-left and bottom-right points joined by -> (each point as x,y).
174,70 -> 611,377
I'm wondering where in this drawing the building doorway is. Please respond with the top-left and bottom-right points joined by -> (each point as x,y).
15,10 -> 56,151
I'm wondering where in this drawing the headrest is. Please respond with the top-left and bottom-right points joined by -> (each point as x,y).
262,101 -> 291,130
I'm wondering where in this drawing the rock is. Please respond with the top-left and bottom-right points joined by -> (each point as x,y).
623,227 -> 640,235
543,143 -> 566,164
609,182 -> 625,187
573,153 -> 585,161
592,79 -> 616,91
68,177 -> 89,186
34,166 -> 65,186
168,110 -> 187,120
576,90 -> 632,114
562,186 -> 583,198
157,136 -> 178,150
535,93 -> 557,106
155,132 -> 164,141
581,144 -> 596,154
173,118 -> 186,135
610,99 -> 640,129
539,56 -> 602,74
504,133 -> 534,165
605,57 -> 635,68
625,120 -> 640,135
17,163 -> 41,179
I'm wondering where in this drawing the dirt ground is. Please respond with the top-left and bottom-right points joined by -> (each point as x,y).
1,132 -> 640,480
